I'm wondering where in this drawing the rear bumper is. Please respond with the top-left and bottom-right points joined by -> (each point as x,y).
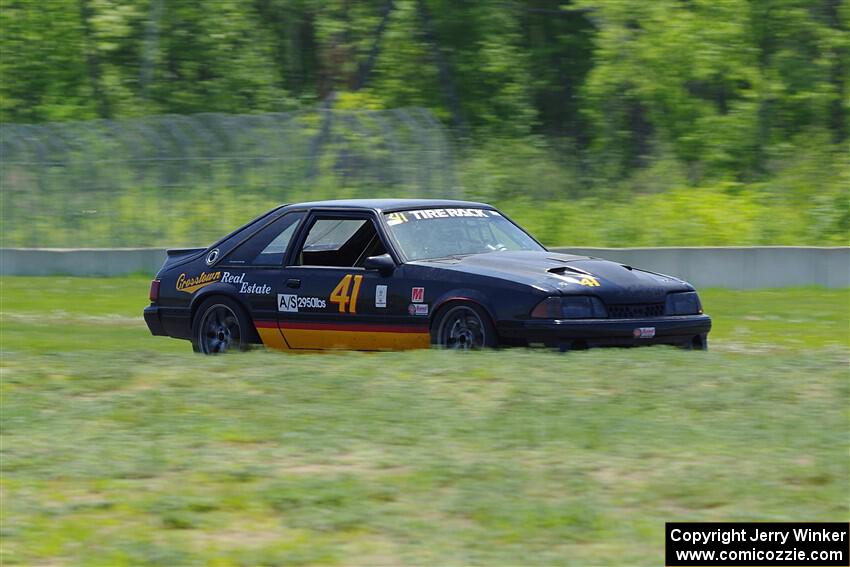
144,305 -> 167,336
499,314 -> 712,348
144,305 -> 193,339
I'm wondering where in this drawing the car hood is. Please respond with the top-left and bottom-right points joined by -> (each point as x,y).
415,250 -> 693,303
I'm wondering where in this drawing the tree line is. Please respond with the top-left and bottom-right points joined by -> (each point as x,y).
1,0 -> 847,185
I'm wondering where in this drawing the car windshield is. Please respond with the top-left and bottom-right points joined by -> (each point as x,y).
384,208 -> 544,261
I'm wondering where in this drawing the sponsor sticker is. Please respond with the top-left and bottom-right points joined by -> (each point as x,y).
411,287 -> 425,303
387,209 -> 500,224
220,272 -> 271,294
221,272 -> 244,284
633,327 -> 656,339
278,294 -> 327,313
410,208 -> 490,220
386,212 -> 408,226
375,285 -> 387,308
176,271 -> 221,293
279,294 -> 298,312
408,303 -> 429,316
240,282 -> 271,294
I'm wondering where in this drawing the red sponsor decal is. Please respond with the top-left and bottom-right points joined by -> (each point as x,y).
633,327 -> 656,339
411,287 -> 425,303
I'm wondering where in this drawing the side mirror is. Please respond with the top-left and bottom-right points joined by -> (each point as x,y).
364,253 -> 395,275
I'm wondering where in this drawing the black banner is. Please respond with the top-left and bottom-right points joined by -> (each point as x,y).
666,522 -> 849,566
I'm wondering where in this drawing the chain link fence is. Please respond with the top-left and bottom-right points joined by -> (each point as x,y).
0,107 -> 457,248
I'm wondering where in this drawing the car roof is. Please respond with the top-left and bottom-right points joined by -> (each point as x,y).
282,198 -> 492,213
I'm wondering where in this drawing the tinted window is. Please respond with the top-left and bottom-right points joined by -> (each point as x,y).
225,212 -> 305,265
304,219 -> 367,251
296,216 -> 386,267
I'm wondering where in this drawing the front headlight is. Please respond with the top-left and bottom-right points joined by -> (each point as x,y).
531,296 -> 608,319
665,291 -> 702,315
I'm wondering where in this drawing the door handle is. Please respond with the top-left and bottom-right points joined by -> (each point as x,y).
286,278 -> 301,289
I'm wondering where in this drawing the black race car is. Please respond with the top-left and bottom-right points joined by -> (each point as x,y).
144,199 -> 711,353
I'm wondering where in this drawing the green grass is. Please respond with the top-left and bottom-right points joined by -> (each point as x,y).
1,277 -> 848,565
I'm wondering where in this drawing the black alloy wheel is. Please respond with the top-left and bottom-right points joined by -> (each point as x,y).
433,304 -> 497,350
192,297 -> 253,354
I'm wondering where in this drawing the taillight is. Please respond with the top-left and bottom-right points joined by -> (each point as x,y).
149,279 -> 160,302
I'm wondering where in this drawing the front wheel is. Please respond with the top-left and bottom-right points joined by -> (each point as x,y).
192,297 -> 253,354
431,303 -> 498,350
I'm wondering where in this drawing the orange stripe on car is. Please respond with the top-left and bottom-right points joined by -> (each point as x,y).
253,320 -> 430,351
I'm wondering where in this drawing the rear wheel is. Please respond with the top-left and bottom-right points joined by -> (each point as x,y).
192,297 -> 253,354
431,303 -> 497,350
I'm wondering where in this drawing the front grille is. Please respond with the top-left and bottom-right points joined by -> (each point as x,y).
606,303 -> 665,319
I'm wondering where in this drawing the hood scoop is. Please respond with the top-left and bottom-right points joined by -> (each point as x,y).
547,265 -> 593,276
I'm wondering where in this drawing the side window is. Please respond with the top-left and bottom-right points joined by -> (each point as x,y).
305,219 -> 367,251
225,212 -> 305,266
295,216 -> 387,267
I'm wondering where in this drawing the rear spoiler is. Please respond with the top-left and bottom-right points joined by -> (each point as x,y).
161,247 -> 206,272
167,247 -> 205,257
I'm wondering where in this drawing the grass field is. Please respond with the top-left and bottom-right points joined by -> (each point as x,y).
1,277 -> 848,566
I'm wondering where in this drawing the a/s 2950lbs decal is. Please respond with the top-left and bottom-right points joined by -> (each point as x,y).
278,294 -> 327,312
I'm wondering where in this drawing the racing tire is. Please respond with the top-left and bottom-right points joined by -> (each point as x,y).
191,296 -> 253,354
692,333 -> 708,351
431,302 -> 498,350
680,333 -> 708,351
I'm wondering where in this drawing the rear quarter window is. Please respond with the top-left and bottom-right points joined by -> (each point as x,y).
224,212 -> 305,266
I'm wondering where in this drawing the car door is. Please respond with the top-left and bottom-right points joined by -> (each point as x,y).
217,211 -> 306,349
277,210 -> 431,351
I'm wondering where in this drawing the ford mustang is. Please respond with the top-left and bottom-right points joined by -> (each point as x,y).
144,199 -> 711,353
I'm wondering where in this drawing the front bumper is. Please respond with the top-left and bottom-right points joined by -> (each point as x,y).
499,314 -> 712,349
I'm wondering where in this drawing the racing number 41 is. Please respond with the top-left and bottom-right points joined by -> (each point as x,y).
330,274 -> 363,313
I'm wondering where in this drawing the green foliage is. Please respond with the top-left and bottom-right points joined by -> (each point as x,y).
0,0 -> 294,119
575,0 -> 849,180
464,137 -> 849,247
0,1 -> 847,247
3,0 -> 845,143
0,0 -> 96,122
1,140 -> 847,247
